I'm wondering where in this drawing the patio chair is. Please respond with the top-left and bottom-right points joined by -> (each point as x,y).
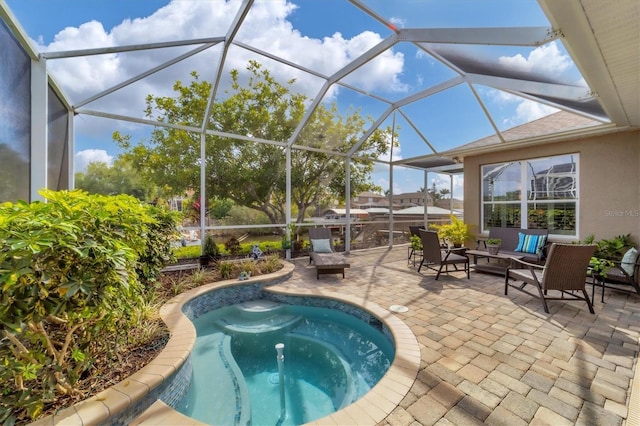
591,247 -> 640,302
505,243 -> 596,314
417,229 -> 469,280
308,227 -> 350,279
408,225 -> 424,264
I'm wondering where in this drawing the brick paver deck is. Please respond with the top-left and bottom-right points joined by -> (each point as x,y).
282,246 -> 640,426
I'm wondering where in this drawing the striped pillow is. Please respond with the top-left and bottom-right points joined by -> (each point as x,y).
515,233 -> 547,255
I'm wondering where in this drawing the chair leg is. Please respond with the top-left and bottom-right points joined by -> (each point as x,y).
435,265 -> 442,280
536,285 -> 550,313
418,258 -> 424,273
582,289 -> 595,314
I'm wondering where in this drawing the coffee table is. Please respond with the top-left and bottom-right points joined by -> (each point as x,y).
466,249 -> 524,276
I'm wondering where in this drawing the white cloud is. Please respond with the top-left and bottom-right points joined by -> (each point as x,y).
389,17 -> 406,29
498,41 -> 571,75
75,149 -> 113,172
35,0 -> 407,140
482,42 -> 570,126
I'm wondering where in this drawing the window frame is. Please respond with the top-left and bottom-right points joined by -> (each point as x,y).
480,153 -> 579,237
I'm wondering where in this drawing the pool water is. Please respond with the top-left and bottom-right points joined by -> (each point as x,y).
175,299 -> 394,425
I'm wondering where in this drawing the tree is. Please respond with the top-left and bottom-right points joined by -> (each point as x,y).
74,157 -> 158,201
439,188 -> 451,199
119,61 -> 394,225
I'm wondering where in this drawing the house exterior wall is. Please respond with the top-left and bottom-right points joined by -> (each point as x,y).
463,130 -> 640,244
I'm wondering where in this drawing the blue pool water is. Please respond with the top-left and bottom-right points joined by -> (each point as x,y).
175,299 -> 394,425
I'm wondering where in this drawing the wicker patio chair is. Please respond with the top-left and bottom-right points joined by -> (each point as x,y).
417,229 -> 469,280
505,243 -> 596,314
408,225 -> 424,262
591,247 -> 640,302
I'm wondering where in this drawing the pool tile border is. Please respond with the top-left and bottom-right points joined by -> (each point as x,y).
29,261 -> 420,426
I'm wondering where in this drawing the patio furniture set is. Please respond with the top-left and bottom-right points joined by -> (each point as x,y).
410,226 -> 640,314
306,225 -> 639,314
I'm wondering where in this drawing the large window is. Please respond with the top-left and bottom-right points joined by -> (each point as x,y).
482,154 -> 578,236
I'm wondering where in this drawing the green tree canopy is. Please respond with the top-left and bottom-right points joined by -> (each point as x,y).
118,61 -> 394,224
74,157 -> 158,201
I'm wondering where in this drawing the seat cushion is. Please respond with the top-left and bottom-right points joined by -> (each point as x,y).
515,233 -> 547,255
310,238 -> 332,253
621,247 -> 639,276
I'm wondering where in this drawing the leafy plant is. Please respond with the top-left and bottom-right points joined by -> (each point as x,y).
216,260 -> 235,279
486,238 -> 501,246
594,234 -> 633,261
173,245 -> 201,259
410,235 -> 422,250
259,254 -> 282,274
240,259 -> 259,277
202,234 -> 220,259
430,215 -> 474,247
224,237 -> 241,255
0,189 -> 177,423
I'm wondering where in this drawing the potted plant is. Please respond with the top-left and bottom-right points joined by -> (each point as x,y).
430,215 -> 473,248
486,238 -> 501,255
200,234 -> 220,266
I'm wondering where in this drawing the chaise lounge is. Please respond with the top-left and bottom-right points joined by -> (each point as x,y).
308,227 -> 350,279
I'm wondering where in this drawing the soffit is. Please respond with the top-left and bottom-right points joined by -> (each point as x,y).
540,0 -> 639,127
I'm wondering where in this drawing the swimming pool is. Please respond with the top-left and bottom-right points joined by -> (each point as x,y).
175,297 -> 394,425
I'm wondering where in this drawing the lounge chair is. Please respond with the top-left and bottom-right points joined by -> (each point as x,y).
308,228 -> 350,279
505,243 -> 596,313
417,229 -> 469,280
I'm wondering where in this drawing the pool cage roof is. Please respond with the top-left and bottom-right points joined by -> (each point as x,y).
2,0 -> 638,192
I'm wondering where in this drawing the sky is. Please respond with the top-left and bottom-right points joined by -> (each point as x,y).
5,0 -> 586,199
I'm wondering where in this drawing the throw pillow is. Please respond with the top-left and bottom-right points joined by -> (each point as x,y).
621,247 -> 639,277
515,233 -> 547,255
311,238 -> 332,253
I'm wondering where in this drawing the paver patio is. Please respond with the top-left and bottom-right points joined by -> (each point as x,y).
281,245 -> 640,426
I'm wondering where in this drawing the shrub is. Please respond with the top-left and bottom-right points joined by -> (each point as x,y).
202,234 -> 220,259
216,260 -> 235,279
0,189 -> 178,423
173,245 -> 201,259
224,237 -> 241,255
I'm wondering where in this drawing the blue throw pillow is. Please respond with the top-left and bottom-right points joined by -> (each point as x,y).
515,233 -> 547,255
311,238 -> 332,253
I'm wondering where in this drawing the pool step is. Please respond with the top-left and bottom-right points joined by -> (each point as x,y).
214,302 -> 302,335
179,332 -> 251,425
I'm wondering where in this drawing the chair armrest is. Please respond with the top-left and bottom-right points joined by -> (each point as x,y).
509,257 -> 546,270
606,258 -> 640,279
447,247 -> 467,254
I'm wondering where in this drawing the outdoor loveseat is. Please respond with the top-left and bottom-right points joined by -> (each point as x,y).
473,227 -> 549,275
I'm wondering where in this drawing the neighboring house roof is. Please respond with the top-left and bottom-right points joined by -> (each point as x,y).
323,208 -> 369,215
354,191 -> 386,199
364,207 -> 390,214
394,206 -> 462,216
451,110 -> 603,153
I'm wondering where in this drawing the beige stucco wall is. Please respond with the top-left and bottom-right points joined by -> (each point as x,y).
463,130 -> 640,245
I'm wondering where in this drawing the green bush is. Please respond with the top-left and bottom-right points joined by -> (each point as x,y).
173,245 -> 201,259
0,189 -> 178,423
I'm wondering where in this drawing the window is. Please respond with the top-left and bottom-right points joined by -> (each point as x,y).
481,154 -> 578,236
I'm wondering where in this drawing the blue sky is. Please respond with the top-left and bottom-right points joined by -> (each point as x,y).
5,0 -> 583,198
